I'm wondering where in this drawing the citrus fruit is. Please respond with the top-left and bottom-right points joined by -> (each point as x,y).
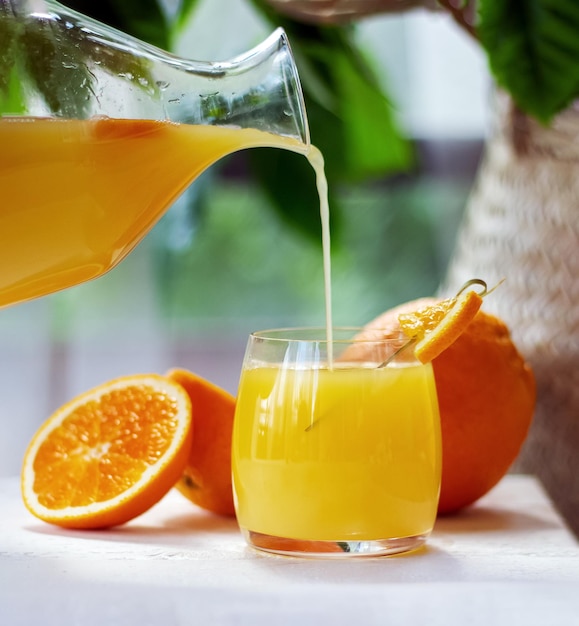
398,283 -> 484,363
166,368 -> 236,517
355,286 -> 535,514
430,310 -> 535,513
21,374 -> 193,529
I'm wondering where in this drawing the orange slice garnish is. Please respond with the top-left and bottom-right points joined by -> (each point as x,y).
399,279 -> 493,363
21,374 -> 193,529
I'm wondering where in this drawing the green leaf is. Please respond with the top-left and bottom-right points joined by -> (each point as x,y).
286,27 -> 413,180
20,19 -> 94,117
478,0 -> 579,122
332,47 -> 413,179
7,1 -> 173,117
244,1 -> 412,241
0,16 -> 18,94
14,13 -> 158,117
0,15 -> 25,114
0,67 -> 26,115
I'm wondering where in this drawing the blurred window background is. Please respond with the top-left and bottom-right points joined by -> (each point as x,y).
0,0 -> 490,475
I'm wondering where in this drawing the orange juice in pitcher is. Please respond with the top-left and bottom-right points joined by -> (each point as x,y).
0,0 -> 309,307
0,119 -> 307,306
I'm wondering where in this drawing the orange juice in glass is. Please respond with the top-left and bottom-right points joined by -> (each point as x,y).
232,328 -> 441,557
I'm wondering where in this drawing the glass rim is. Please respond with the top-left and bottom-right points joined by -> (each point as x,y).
249,326 -> 407,344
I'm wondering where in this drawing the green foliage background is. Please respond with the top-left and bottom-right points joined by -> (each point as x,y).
478,0 -> 579,124
52,0 -> 579,242
5,0 -> 578,331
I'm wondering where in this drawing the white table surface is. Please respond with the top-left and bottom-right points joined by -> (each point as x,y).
1,474 -> 578,625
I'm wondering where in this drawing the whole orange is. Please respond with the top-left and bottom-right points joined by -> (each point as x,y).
362,298 -> 536,514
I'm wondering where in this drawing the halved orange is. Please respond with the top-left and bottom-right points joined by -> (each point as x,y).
21,374 -> 193,529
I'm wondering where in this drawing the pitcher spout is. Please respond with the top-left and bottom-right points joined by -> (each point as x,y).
200,27 -> 310,146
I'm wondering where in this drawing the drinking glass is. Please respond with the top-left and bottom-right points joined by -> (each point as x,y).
232,327 -> 441,558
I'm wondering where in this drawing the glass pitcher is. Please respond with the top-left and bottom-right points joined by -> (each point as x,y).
0,0 -> 310,308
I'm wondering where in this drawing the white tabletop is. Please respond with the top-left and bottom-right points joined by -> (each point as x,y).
1,474 -> 578,625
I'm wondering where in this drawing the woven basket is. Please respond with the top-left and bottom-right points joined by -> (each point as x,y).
444,90 -> 579,536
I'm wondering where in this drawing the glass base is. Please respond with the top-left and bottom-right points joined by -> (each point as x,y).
242,529 -> 430,558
